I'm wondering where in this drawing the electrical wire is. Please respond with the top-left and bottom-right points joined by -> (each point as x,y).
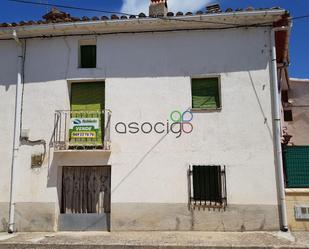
291,14 -> 309,21
20,39 -> 26,135
8,0 -> 133,16
2,0 -> 304,41
8,0 -> 309,24
0,25 -> 274,41
8,0 -> 280,27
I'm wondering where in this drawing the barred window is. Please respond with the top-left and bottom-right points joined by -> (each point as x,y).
188,165 -> 227,209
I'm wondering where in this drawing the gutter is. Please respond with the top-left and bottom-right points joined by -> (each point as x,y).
270,24 -> 291,232
8,30 -> 24,233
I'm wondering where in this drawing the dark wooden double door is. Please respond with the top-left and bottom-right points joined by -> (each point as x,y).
61,166 -> 111,214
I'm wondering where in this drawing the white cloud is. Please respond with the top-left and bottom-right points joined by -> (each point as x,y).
120,0 -> 212,15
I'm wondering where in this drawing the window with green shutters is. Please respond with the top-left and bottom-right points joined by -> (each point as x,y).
191,78 -> 221,109
70,82 -> 105,147
80,45 -> 97,68
71,82 -> 104,111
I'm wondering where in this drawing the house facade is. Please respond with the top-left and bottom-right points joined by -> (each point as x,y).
0,1 -> 291,232
282,78 -> 309,231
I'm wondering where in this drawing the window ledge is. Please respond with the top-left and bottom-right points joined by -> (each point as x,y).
78,67 -> 98,69
191,108 -> 222,113
285,188 -> 309,194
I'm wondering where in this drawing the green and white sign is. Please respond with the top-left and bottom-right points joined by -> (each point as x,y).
70,118 -> 99,139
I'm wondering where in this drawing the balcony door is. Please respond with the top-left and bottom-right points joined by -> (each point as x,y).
70,82 -> 105,148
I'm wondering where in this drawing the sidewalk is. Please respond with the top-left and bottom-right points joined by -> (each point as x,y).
0,231 -> 309,249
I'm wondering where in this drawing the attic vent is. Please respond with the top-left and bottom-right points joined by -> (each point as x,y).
295,205 -> 309,220
206,4 -> 221,13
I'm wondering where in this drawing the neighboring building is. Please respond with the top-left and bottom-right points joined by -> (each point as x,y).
282,78 -> 309,231
283,78 -> 309,145
0,1 -> 291,232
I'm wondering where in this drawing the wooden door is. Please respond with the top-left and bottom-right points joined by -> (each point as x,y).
61,166 -> 111,214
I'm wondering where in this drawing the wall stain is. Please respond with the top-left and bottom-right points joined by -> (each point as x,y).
190,209 -> 195,231
259,217 -> 266,230
1,218 -> 8,232
175,217 -> 180,231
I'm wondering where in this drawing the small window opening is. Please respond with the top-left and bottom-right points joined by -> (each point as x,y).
188,165 -> 227,209
284,110 -> 293,122
79,39 -> 97,68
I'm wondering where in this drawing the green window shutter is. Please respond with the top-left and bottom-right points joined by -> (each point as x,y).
70,82 -> 105,146
80,45 -> 96,68
284,146 -> 309,187
71,82 -> 105,111
191,78 -> 220,109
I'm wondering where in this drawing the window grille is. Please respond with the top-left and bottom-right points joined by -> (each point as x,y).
188,165 -> 227,209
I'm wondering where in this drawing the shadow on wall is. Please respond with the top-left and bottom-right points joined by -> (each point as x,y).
248,71 -> 273,142
46,151 -> 111,212
46,131 -> 169,208
0,29 -> 270,86
111,132 -> 169,195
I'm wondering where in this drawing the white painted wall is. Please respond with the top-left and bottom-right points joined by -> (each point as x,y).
0,41 -> 18,203
0,28 -> 278,207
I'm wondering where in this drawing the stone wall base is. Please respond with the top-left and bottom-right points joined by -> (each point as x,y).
111,203 -> 280,231
0,202 -> 56,232
0,202 -> 280,232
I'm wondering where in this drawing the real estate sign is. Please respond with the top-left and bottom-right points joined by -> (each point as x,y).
70,118 -> 99,139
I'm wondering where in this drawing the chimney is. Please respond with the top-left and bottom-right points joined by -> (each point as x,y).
206,4 -> 221,13
149,0 -> 168,17
42,8 -> 71,22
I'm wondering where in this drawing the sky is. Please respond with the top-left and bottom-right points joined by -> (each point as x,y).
0,0 -> 308,78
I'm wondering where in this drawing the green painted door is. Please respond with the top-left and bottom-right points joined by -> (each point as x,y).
70,82 -> 105,147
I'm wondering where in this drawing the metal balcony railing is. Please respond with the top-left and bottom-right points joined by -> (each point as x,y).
51,110 -> 111,151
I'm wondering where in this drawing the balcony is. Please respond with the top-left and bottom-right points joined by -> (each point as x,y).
51,110 -> 111,153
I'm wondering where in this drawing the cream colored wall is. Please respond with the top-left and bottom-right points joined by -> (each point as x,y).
286,189 -> 309,231
284,79 -> 309,231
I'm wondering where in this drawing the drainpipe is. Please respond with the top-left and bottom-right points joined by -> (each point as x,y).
8,30 -> 24,233
270,26 -> 290,232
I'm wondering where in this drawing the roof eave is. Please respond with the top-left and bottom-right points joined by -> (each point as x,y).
0,9 -> 287,39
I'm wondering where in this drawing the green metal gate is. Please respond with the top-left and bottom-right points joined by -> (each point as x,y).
284,146 -> 309,188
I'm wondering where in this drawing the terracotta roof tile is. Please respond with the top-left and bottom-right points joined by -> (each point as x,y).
112,14 -> 120,19
0,7 -> 286,28
138,13 -> 147,18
